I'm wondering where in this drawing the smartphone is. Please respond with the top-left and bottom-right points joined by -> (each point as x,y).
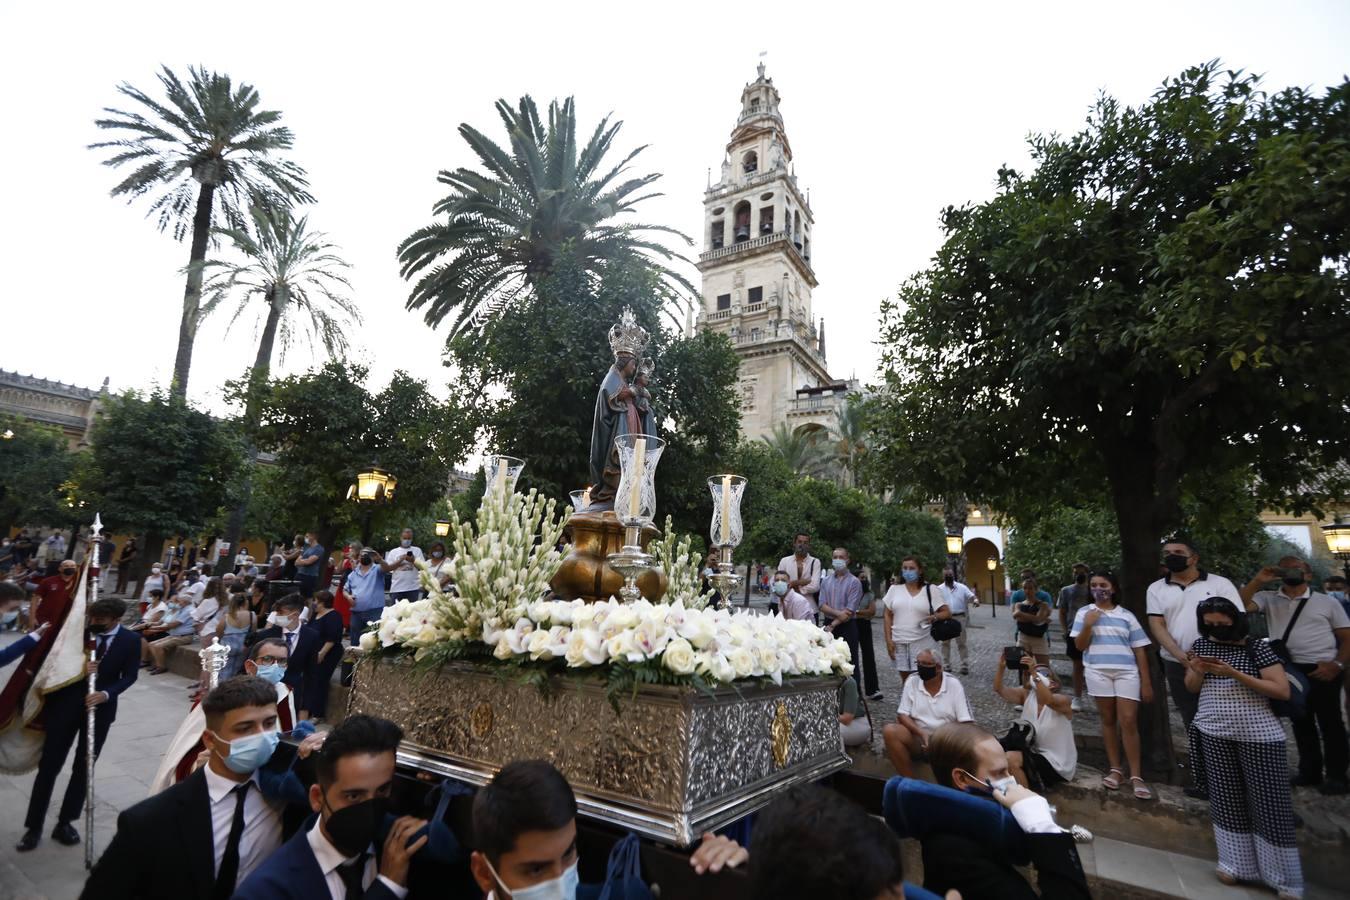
1003,646 -> 1024,666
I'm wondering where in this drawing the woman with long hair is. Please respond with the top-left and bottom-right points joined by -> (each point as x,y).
1071,569 -> 1153,799
882,556 -> 951,684
215,584 -> 255,679
1185,597 -> 1301,898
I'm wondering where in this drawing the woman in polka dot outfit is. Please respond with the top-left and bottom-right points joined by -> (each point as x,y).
1184,597 -> 1302,899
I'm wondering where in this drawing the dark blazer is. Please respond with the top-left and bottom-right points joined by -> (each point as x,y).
93,626 -> 142,713
251,625 -> 320,695
231,827 -> 402,900
80,768 -> 216,900
921,829 -> 1091,900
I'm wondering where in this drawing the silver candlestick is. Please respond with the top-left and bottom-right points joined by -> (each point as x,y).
608,522 -> 656,603
199,637 -> 231,691
605,435 -> 665,603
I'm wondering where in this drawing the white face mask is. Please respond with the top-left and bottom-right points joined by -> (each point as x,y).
485,858 -> 579,900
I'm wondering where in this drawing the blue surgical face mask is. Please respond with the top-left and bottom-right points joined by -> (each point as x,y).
831,558 -> 846,571
401,539 -> 412,548
212,728 -> 279,775
487,858 -> 579,900
901,570 -> 920,583
254,663 -> 286,684
1331,590 -> 1347,602
772,581 -> 789,596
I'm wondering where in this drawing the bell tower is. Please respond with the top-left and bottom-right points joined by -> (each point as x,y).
698,64 -> 841,442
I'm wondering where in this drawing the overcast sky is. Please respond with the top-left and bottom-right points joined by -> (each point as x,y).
3,1 -> 1347,438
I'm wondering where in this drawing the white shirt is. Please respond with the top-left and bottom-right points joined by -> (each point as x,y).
141,573 -> 166,600
882,584 -> 945,643
204,764 -> 283,887
385,546 -> 425,594
1254,588 -> 1350,664
777,554 -> 821,600
306,818 -> 408,900
1023,676 -> 1077,781
1145,570 -> 1241,663
897,672 -> 973,732
938,581 -> 975,615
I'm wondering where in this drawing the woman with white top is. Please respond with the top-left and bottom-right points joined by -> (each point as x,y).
427,541 -> 453,590
882,556 -> 951,683
1071,570 -> 1154,799
993,651 -> 1078,790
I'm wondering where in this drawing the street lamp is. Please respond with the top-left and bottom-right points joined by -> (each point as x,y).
1322,517 -> 1350,580
986,555 -> 999,618
945,532 -> 963,556
349,465 -> 397,546
434,520 -> 451,538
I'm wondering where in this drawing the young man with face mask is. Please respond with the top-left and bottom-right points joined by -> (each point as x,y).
908,722 -> 1090,900
1145,537 -> 1242,739
149,638 -> 305,792
253,595 -> 320,702
234,714 -> 432,900
818,547 -> 863,689
1241,555 -> 1350,795
19,599 -> 141,853
777,532 -> 820,620
772,570 -> 815,622
82,676 -> 290,898
882,649 -> 973,777
381,528 -> 425,603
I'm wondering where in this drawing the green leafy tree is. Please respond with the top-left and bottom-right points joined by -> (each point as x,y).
82,392 -> 245,581
90,66 -> 312,399
868,62 -> 1350,621
397,95 -> 693,339
240,363 -> 470,552
0,417 -> 79,531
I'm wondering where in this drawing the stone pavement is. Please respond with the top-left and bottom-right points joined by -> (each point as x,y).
0,630 -> 196,900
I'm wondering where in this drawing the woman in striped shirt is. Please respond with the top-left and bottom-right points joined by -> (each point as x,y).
1071,569 -> 1155,799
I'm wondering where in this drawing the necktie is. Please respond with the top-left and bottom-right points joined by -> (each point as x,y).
96,635 -> 108,658
338,851 -> 369,900
213,781 -> 251,900
285,632 -> 295,653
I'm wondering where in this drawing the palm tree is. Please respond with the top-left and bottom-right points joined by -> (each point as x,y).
201,204 -> 358,400
398,96 -> 694,338
761,423 -> 835,479
830,402 -> 868,487
90,65 -> 313,400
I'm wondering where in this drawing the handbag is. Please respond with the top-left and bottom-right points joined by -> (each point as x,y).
927,585 -> 963,642
1252,598 -> 1312,719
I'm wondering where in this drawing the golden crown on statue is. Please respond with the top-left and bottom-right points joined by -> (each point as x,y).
608,306 -> 650,358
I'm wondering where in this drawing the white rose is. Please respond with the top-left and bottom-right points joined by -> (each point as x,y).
571,603 -> 599,629
605,630 -> 637,662
493,637 -> 515,660
527,628 -> 555,660
565,629 -> 606,668
662,637 -> 697,675
358,631 -> 378,652
729,648 -> 756,679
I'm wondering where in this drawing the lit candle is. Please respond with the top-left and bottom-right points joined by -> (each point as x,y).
582,486 -> 592,508
495,460 -> 507,495
721,475 -> 731,544
628,438 -> 647,519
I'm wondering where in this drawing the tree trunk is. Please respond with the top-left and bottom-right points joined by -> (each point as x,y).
942,495 -> 969,582
170,183 -> 216,401
213,293 -> 282,576
1104,444 -> 1183,780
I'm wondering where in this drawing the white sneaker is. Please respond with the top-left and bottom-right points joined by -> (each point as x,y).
1013,704 -> 1023,712
1071,698 -> 1082,712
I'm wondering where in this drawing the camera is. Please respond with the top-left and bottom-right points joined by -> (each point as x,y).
360,553 -> 372,566
1003,646 -> 1025,666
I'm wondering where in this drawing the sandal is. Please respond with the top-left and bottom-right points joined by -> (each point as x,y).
1131,777 -> 1153,800
1215,869 -> 1238,886
1102,768 -> 1124,791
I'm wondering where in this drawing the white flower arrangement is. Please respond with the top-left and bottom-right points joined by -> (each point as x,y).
648,516 -> 714,611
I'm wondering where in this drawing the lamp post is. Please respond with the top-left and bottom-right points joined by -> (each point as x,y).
945,531 -> 963,581
434,520 -> 451,539
348,465 -> 397,547
986,555 -> 999,618
1322,517 -> 1350,581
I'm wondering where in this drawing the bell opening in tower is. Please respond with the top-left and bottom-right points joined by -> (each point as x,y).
733,201 -> 751,243
742,150 -> 758,174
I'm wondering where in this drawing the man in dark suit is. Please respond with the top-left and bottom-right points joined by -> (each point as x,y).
81,675 -> 304,899
18,597 -> 141,852
250,594 -> 319,703
233,715 -> 430,900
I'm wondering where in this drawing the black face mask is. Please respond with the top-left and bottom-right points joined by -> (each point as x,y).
916,664 -> 940,682
1206,623 -> 1243,642
944,576 -> 954,586
86,622 -> 108,636
1281,569 -> 1306,587
360,554 -> 373,566
1074,573 -> 1087,584
323,795 -> 389,858
1163,554 -> 1190,573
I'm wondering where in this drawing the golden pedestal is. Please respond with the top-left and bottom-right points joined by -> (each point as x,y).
549,510 -> 667,603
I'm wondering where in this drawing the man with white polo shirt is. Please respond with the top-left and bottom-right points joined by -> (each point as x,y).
1146,537 -> 1242,731
381,528 -> 425,603
881,649 -> 973,777
1241,555 -> 1350,795
938,568 -> 976,675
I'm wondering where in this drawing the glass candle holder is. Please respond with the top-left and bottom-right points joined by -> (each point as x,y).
485,455 -> 526,495
708,474 -> 747,549
614,434 -> 666,525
